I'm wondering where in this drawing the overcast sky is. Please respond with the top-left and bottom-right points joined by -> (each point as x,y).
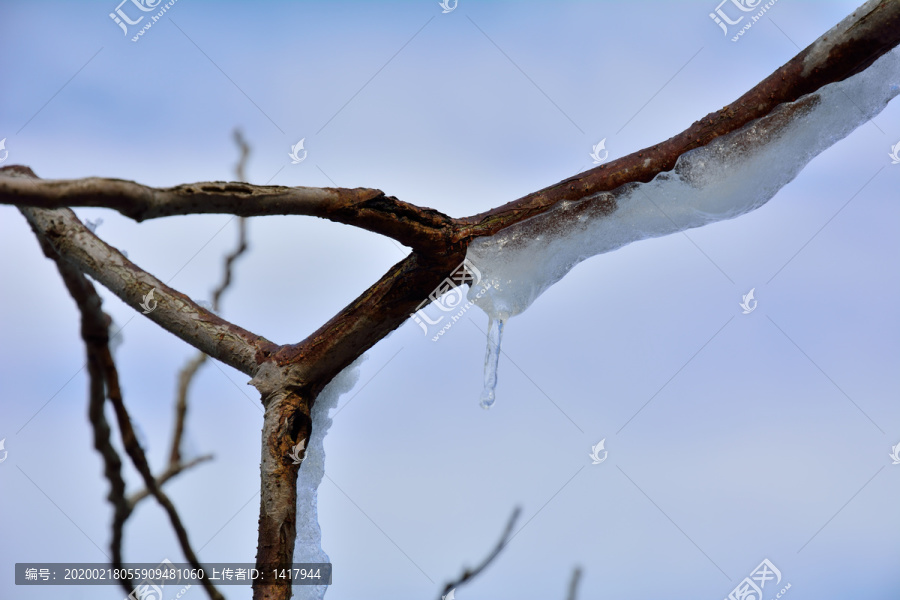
1,1 -> 899,599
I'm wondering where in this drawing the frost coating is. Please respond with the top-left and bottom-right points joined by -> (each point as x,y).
467,48 -> 900,321
293,356 -> 364,600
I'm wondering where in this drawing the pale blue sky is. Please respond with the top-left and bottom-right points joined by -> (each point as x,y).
1,1 -> 899,599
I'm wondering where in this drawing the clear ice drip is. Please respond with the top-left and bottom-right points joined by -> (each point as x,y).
479,316 -> 505,409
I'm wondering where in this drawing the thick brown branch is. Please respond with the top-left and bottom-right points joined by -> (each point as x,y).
30,230 -> 220,598
274,248 -> 467,395
251,384 -> 311,600
457,0 -> 900,238
3,2 -> 899,254
6,4 -> 899,598
16,197 -> 276,376
0,168 -> 455,252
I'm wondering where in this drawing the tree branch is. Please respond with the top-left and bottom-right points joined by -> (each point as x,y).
15,188 -> 276,376
102,353 -> 224,600
565,567 -> 582,600
252,384 -> 311,600
4,3 -> 899,599
457,0 -> 900,238
438,507 -> 521,600
3,1 -> 898,251
34,234 -> 135,596
126,454 -> 214,508
171,129 -> 251,466
5,0 -> 897,392
0,171 -> 454,252
27,227 -> 222,599
274,249 -> 467,395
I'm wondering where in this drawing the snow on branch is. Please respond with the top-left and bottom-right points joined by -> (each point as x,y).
467,46 -> 900,320
458,0 -> 900,238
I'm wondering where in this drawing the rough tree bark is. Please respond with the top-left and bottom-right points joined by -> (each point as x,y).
1,2 -> 898,599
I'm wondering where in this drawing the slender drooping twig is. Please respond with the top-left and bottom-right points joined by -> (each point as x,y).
566,567 -> 582,600
438,507 -> 521,599
32,233 -> 135,597
171,128 -> 250,467
23,205 -> 224,599
102,348 -> 225,600
30,226 -> 221,598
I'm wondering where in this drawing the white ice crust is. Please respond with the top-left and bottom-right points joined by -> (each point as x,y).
293,357 -> 364,599
466,48 -> 900,322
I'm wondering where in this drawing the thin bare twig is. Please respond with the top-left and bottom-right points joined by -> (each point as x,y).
25,207 -> 224,600
170,129 -> 251,466
33,233 -> 135,597
233,128 -> 250,183
566,567 -> 582,600
127,454 -> 214,508
438,507 -> 521,599
102,349 -> 224,600
170,353 -> 207,467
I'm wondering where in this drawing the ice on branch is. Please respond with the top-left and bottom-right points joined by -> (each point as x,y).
294,356 -> 364,600
467,48 -> 900,321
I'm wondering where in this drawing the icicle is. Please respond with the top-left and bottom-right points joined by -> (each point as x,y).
479,316 -> 505,409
